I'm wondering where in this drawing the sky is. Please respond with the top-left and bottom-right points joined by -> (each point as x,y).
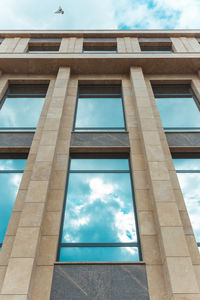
0,0 -> 200,30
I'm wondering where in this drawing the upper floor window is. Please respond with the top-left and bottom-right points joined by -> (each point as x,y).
139,37 -> 172,53
83,38 -> 117,53
153,84 -> 200,131
57,154 -> 141,262
0,84 -> 48,131
74,85 -> 126,131
28,38 -> 61,53
173,156 -> 200,251
0,155 -> 27,250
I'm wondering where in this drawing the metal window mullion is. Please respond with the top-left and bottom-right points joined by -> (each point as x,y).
176,170 -> 200,173
0,170 -> 24,173
60,242 -> 138,247
69,170 -> 129,173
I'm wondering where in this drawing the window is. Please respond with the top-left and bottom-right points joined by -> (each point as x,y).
28,38 -> 61,53
173,156 -> 200,251
139,37 -> 172,53
58,155 -> 141,262
83,38 -> 117,53
74,85 -> 126,131
0,84 -> 48,131
153,84 -> 200,131
0,155 -> 27,250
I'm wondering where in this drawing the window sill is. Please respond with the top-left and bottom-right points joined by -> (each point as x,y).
54,261 -> 145,265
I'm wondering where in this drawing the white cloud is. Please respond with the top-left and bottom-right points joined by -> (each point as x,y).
0,0 -> 200,30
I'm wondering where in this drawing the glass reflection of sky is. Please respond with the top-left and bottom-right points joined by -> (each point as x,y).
156,97 -> 200,130
0,159 -> 26,248
174,159 -> 200,245
62,173 -> 137,243
60,247 -> 139,262
75,98 -> 125,130
70,159 -> 129,171
0,97 -> 44,129
60,158 -> 139,261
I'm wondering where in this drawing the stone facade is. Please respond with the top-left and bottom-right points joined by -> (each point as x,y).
0,30 -> 199,300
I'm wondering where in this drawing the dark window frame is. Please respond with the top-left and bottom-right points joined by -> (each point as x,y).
83,38 -> 117,53
139,37 -> 172,53
73,84 -> 127,131
28,38 -> 61,53
57,153 -> 142,262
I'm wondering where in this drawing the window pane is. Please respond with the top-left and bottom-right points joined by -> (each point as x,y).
60,247 -> 139,262
62,172 -> 137,243
0,159 -> 26,171
0,173 -> 23,244
155,97 -> 200,130
0,97 -> 44,129
75,98 -> 125,130
173,159 -> 200,170
176,172 -> 200,243
70,159 -> 129,171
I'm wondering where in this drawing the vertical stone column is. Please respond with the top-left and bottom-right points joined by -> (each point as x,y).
130,67 -> 200,299
131,38 -> 141,52
59,38 -> 69,53
171,37 -> 187,52
180,37 -> 200,52
0,38 -> 20,53
14,38 -> 30,53
29,75 -> 78,300
0,67 -> 70,300
117,37 -> 126,53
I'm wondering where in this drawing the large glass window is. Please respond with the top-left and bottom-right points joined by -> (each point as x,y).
153,84 -> 200,131
0,156 -> 27,250
58,155 -> 141,262
74,85 -> 126,131
0,84 -> 48,131
173,157 -> 200,250
28,38 -> 61,53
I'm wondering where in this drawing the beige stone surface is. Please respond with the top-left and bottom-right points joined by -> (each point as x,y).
31,162 -> 52,181
138,211 -> 156,235
161,227 -> 189,257
167,257 -> 199,293
1,258 -> 34,294
14,38 -> 29,53
133,171 -> 149,189
11,227 -> 40,258
0,266 -> 6,292
149,162 -> 170,181
186,236 -> 200,265
0,237 -> 14,266
19,203 -> 44,227
6,212 -> 21,236
30,266 -> 53,300
0,296 -> 27,300
42,212 -> 61,236
156,202 -> 182,227
40,131 -> 57,146
142,235 -> 162,264
37,236 -> 57,265
46,189 -> 65,212
173,295 -> 200,300
134,189 -> 152,211
25,181 -> 48,203
152,181 -> 175,203
13,190 -> 27,212
36,145 -> 55,162
49,170 -> 67,189
146,265 -> 168,299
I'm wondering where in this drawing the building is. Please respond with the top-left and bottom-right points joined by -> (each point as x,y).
0,30 -> 199,300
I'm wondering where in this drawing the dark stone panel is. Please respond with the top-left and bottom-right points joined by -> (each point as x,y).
0,132 -> 34,147
29,38 -> 62,43
50,264 -> 149,300
166,132 -> 200,147
138,37 -> 171,43
71,133 -> 129,147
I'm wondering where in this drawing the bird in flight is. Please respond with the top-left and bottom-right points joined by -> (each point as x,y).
55,6 -> 64,14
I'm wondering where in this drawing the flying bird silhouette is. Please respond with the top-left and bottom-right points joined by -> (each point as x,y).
55,6 -> 64,14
